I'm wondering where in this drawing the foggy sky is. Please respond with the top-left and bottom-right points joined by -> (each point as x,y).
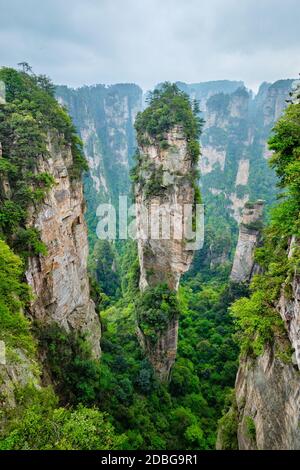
0,0 -> 299,91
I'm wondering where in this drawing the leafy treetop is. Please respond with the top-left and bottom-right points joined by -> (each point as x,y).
135,82 -> 203,163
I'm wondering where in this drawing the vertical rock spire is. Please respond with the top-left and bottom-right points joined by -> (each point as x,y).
133,83 -> 202,381
230,200 -> 264,283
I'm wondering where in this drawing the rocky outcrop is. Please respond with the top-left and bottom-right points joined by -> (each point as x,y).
137,315 -> 179,383
135,125 -> 197,380
0,349 -> 40,412
25,133 -> 101,358
233,343 -> 300,450
278,236 -> 300,370
189,80 -> 293,225
136,126 -> 195,292
219,226 -> 300,450
230,201 -> 264,283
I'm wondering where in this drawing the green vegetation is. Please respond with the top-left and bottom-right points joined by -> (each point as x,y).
0,67 -> 87,260
90,274 -> 243,449
132,83 -> 202,206
0,243 -> 241,450
135,83 -> 203,153
217,395 -> 238,450
241,220 -> 264,231
245,416 -> 256,442
2,73 -> 298,451
56,83 -> 142,252
0,386 -> 126,450
89,239 -> 120,299
0,239 -> 35,357
136,284 -> 180,345
230,100 -> 300,358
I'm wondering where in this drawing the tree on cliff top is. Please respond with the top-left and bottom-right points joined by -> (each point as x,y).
135,82 -> 203,163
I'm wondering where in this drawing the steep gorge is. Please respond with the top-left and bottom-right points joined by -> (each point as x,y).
1,67 -> 299,450
56,83 -> 143,247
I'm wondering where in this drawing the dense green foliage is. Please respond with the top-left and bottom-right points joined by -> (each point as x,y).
217,400 -> 238,450
22,264 -> 241,449
188,82 -> 294,273
96,274 -> 242,449
0,67 -> 87,260
0,386 -> 126,450
135,284 -> 180,345
56,83 -> 142,251
131,83 -> 205,361
0,225 -> 241,450
230,100 -> 300,358
89,239 -> 121,299
0,239 -> 34,356
135,83 -> 203,155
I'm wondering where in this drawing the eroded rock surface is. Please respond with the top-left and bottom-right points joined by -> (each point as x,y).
230,201 -> 264,283
135,125 -> 197,380
26,133 -> 101,357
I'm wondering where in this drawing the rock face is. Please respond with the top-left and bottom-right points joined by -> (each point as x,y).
176,80 -> 294,272
25,133 -> 101,357
199,80 -> 293,220
135,125 -> 196,380
56,84 -> 143,241
57,79 -> 294,272
278,236 -> 300,370
219,227 -> 300,450
230,201 -> 264,283
0,349 -> 40,411
234,344 -> 300,450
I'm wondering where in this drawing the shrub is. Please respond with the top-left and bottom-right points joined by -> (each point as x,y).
135,284 -> 180,345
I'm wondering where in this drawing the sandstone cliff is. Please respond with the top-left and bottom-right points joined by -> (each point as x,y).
230,201 -> 264,283
0,131 -> 101,413
199,80 -> 293,223
0,69 -> 101,415
218,227 -> 300,450
231,341 -> 300,450
25,132 -> 101,358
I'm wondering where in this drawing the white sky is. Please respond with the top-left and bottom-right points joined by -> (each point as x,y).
0,0 -> 299,91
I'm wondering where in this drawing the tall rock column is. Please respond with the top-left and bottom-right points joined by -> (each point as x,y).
230,201 -> 264,283
134,84 -> 201,381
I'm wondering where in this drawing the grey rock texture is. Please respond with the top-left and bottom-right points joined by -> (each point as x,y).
219,235 -> 300,450
135,125 -> 196,380
56,84 -> 143,206
230,201 -> 264,283
0,349 -> 40,412
278,236 -> 300,370
235,344 -> 300,450
25,132 -> 101,358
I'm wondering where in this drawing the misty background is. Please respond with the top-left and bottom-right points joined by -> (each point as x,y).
0,0 -> 299,91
